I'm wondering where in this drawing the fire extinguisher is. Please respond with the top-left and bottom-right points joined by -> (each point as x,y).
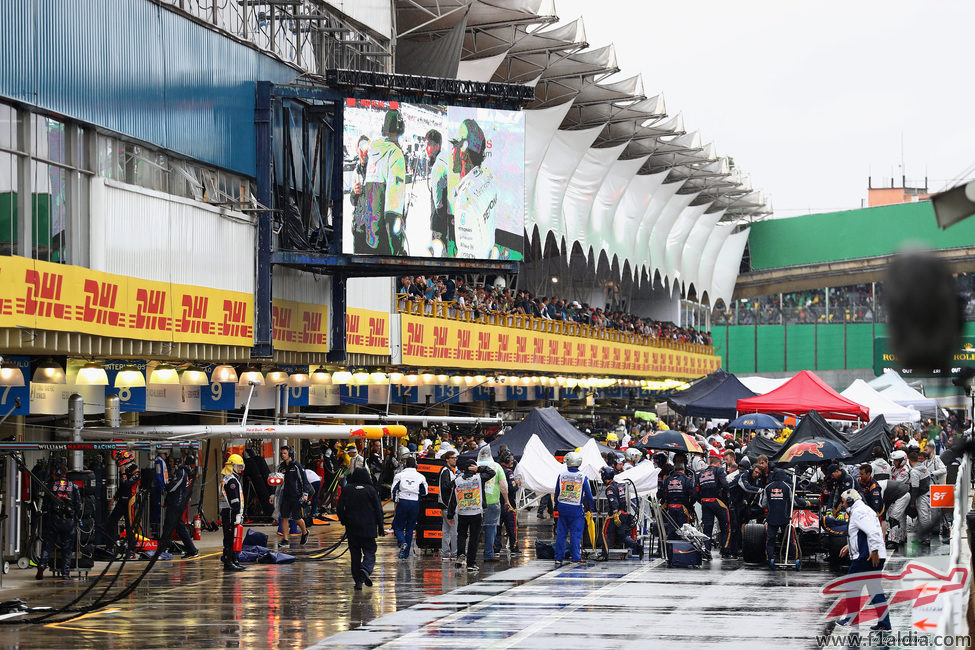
193,513 -> 202,541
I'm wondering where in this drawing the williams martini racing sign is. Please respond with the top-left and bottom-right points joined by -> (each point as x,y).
873,336 -> 975,377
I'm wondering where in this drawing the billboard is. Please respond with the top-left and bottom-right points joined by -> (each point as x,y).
342,98 -> 524,260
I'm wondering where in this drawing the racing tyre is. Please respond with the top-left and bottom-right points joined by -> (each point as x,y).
741,523 -> 766,564
826,534 -> 847,565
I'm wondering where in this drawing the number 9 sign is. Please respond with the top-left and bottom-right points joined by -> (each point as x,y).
202,364 -> 235,411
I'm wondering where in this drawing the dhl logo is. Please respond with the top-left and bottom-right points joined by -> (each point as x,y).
432,326 -> 450,359
133,288 -> 170,331
301,310 -> 326,346
177,294 -> 213,335
780,441 -> 825,462
22,269 -> 68,319
219,299 -> 251,339
272,305 -> 297,343
456,328 -> 473,360
366,317 -> 387,347
80,278 -> 123,326
476,331 -> 492,361
403,322 -> 425,357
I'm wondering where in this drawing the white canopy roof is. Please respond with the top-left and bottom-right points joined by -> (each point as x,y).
867,371 -> 940,419
840,379 -> 921,424
396,2 -> 770,305
737,376 -> 791,395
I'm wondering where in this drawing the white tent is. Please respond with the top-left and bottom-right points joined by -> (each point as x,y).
614,461 -> 660,498
867,371 -> 939,419
840,379 -> 921,424
737,376 -> 791,395
513,434 -> 604,495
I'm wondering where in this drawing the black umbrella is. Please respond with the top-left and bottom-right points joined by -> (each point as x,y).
635,430 -> 705,454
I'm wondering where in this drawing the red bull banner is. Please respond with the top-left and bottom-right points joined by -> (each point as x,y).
399,314 -> 720,379
0,255 -> 253,347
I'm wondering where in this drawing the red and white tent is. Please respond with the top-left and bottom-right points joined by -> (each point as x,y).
735,370 -> 870,421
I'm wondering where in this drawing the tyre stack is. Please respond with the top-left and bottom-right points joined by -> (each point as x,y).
414,457 -> 446,552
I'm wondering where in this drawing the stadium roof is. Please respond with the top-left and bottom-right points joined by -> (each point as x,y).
394,0 -> 767,305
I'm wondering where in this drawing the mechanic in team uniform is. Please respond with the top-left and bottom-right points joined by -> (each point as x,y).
449,118 -> 498,259
599,467 -> 642,559
855,464 -> 884,516
160,453 -> 199,559
272,446 -> 311,547
722,449 -> 746,556
219,454 -> 246,571
446,457 -> 496,573
494,452 -> 519,555
908,449 -> 934,547
104,452 -> 141,553
696,453 -> 732,557
764,468 -> 806,569
823,463 -> 855,513
391,456 -> 428,559
553,452 -> 594,566
353,109 -> 407,255
36,460 -> 81,580
661,459 -> 696,540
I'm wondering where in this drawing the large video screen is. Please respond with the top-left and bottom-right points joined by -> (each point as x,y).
342,98 -> 525,260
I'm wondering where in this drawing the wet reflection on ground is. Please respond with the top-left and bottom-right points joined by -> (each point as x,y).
0,515 -> 954,649
0,515 -> 554,649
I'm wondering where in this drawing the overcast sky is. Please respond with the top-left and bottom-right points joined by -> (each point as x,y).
553,0 -> 975,217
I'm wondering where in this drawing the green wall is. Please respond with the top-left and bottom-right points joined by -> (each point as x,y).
713,321 -> 975,375
747,201 -> 975,270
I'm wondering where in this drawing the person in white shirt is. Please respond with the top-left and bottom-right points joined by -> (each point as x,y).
391,457 -> 428,559
304,466 -> 323,518
837,489 -> 891,631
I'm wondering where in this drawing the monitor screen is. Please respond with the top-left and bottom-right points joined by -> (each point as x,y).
342,98 -> 525,260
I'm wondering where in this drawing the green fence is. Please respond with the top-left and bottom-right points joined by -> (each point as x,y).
713,322 -> 975,375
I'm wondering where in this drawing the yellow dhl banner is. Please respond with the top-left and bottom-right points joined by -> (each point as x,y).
400,314 -> 721,379
346,308 -> 390,355
0,255 -> 254,347
272,299 -> 328,352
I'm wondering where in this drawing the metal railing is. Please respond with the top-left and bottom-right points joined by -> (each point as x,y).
395,295 -> 715,356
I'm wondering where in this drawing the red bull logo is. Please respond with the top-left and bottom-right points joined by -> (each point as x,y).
780,441 -> 824,462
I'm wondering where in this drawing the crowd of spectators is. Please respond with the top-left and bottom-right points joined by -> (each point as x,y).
713,274 -> 975,326
398,274 -> 712,346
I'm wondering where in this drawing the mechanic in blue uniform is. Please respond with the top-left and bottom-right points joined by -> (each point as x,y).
661,457 -> 696,539
104,457 -> 140,553
599,467 -> 642,559
152,451 -> 168,537
272,446 -> 311,547
823,463 -> 855,513
764,468 -> 807,569
696,452 -> 732,557
722,449 -> 746,556
160,453 -> 199,559
36,460 -> 81,580
855,463 -> 884,516
553,451 -> 594,567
